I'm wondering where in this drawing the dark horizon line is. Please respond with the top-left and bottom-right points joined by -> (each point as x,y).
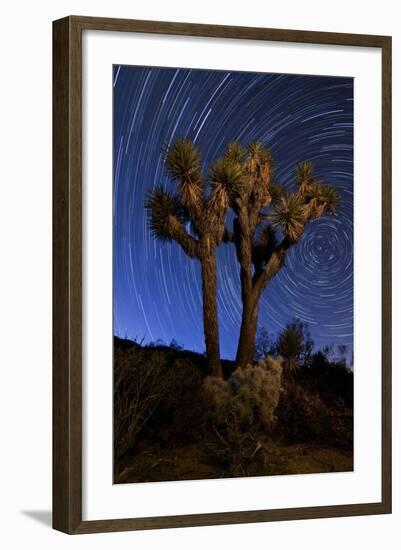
113,332 -> 354,363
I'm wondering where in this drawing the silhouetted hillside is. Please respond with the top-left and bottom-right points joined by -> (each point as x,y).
114,336 -> 237,378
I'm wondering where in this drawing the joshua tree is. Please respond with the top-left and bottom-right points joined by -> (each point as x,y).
146,138 -> 234,378
217,141 -> 339,368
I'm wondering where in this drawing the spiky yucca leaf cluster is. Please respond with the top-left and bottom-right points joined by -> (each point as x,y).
277,325 -> 303,376
296,160 -> 314,194
303,182 -> 340,220
225,141 -> 245,164
295,159 -> 340,221
245,141 -> 273,180
303,182 -> 326,220
247,140 -> 273,165
165,138 -> 203,208
209,157 -> 244,210
317,183 -> 339,214
239,141 -> 274,214
269,182 -> 287,203
146,187 -> 183,242
270,192 -> 306,242
165,137 -> 202,182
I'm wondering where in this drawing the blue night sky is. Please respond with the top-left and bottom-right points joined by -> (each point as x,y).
113,65 -> 353,360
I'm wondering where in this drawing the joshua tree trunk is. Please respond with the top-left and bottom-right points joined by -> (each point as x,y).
200,244 -> 223,378
235,288 -> 259,368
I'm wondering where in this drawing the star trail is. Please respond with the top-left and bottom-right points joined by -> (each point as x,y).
113,65 -> 353,360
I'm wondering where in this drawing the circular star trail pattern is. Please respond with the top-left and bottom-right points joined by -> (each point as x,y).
113,65 -> 353,359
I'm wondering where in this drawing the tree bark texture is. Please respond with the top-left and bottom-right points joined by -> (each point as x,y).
200,243 -> 222,378
235,288 -> 260,368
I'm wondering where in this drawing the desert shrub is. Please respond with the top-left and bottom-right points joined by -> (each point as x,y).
277,381 -> 353,448
308,353 -> 354,408
277,382 -> 328,442
114,345 -> 176,459
202,375 -> 230,424
204,356 -> 283,431
153,357 -> 206,442
327,399 -> 353,449
203,357 -> 283,475
114,342 -> 208,459
205,409 -> 259,476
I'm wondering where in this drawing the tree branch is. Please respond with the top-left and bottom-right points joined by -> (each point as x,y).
168,215 -> 200,258
236,206 -> 253,295
247,160 -> 272,235
253,237 -> 292,292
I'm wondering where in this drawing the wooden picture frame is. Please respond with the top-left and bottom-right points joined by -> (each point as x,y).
53,15 -> 392,534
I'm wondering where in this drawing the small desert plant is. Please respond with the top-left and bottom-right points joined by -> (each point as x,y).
306,350 -> 353,408
203,357 -> 283,475
204,356 -> 283,431
155,357 -> 205,442
276,320 -> 314,376
114,340 -> 209,460
114,346 -> 176,459
276,380 -> 352,448
276,382 -> 329,443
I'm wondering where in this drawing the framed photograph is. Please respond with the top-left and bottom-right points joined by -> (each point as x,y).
53,16 -> 392,534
